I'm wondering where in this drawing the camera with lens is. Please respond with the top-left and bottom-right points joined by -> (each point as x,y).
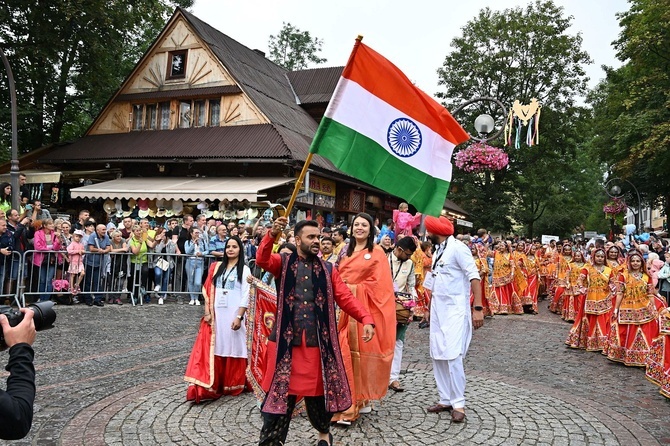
0,301 -> 57,350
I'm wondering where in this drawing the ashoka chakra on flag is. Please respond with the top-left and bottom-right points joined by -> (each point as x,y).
387,118 -> 422,157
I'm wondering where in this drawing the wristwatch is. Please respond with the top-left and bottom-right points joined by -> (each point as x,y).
473,306 -> 483,311
236,315 -> 244,320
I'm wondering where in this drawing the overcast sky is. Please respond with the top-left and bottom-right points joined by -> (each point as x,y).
191,0 -> 629,100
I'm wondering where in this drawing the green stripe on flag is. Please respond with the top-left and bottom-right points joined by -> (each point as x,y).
310,118 -> 450,216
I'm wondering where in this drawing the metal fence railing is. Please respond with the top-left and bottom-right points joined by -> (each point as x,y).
5,250 -> 265,307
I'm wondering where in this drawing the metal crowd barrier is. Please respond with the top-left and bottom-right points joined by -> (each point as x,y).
7,249 -> 264,307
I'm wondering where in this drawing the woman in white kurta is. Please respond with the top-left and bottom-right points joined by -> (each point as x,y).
423,216 -> 482,423
185,235 -> 251,402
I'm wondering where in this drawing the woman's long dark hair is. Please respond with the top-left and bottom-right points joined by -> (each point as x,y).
346,212 -> 375,257
212,235 -> 245,284
0,182 -> 11,203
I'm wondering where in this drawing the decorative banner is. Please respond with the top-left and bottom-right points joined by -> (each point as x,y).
245,277 -> 305,415
505,98 -> 541,148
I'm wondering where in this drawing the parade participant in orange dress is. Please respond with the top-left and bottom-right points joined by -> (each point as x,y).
543,243 -> 558,299
185,236 -> 251,402
604,250 -> 665,366
332,212 -> 396,426
512,242 -> 529,311
414,241 -> 433,322
606,245 -> 625,278
565,249 -> 614,350
562,250 -> 586,322
255,217 -> 375,446
470,244 -> 494,317
491,241 -> 522,315
522,243 -> 541,314
549,244 -> 573,314
645,308 -> 670,398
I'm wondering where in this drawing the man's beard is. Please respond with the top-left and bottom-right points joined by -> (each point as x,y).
428,234 -> 440,245
300,242 -> 318,259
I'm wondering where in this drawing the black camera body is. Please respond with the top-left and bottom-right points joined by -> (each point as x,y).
0,301 -> 56,349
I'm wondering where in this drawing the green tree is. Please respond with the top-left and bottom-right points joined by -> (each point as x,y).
436,0 -> 596,238
0,1 -> 193,158
268,22 -> 327,71
588,0 -> 670,223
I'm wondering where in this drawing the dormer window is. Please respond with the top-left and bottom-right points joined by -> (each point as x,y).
167,50 -> 188,80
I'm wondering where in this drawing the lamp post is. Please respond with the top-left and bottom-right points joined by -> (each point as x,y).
451,96 -> 507,143
604,177 -> 642,233
0,47 -> 20,211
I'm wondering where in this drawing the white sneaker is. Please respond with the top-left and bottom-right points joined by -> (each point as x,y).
189,300 -> 195,305
154,285 -> 161,293
335,419 -> 351,426
195,300 -> 201,306
359,405 -> 372,414
158,298 -> 164,305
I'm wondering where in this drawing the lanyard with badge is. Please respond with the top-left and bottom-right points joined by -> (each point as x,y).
432,238 -> 449,276
388,252 -> 407,293
216,266 -> 236,308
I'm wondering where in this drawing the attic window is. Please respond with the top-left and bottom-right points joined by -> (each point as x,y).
167,50 -> 188,80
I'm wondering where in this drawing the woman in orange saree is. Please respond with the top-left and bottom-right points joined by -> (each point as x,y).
470,244 -> 495,316
522,243 -> 541,314
491,241 -> 522,315
604,249 -> 665,366
512,243 -> 529,311
549,244 -> 573,314
331,212 -> 396,425
562,250 -> 586,322
565,248 -> 613,351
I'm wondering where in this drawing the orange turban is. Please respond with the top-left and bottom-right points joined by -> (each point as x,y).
424,216 -> 454,236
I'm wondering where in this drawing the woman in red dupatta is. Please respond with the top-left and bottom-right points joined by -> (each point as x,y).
184,236 -> 251,402
331,212 -> 396,425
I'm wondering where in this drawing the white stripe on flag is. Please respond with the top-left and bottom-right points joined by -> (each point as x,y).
325,78 -> 455,182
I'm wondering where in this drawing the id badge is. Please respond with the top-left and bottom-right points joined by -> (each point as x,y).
216,289 -> 228,308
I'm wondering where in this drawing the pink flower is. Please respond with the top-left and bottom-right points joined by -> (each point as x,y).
454,143 -> 509,173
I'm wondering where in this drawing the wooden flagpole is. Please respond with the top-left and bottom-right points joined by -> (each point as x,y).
282,35 -> 363,219
282,152 -> 313,218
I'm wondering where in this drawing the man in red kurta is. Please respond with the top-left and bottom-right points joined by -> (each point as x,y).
256,217 -> 375,446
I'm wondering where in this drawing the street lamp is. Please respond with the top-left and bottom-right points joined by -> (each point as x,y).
0,47 -> 20,211
604,177 -> 642,233
451,97 -> 507,143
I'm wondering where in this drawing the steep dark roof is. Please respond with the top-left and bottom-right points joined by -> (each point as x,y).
178,8 -> 333,170
38,125 -> 293,163
287,66 -> 344,104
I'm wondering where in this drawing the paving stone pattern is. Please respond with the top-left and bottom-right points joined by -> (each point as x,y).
1,299 -> 669,445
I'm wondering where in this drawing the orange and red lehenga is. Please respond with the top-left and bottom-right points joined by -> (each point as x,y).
492,251 -> 522,315
521,254 -> 540,314
549,255 -> 572,314
414,247 -> 432,319
472,255 -> 495,316
645,308 -> 670,398
562,259 -> 585,322
604,271 -> 664,366
565,264 -> 613,351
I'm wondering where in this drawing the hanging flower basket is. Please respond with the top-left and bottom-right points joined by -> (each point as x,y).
603,198 -> 627,218
454,142 -> 509,173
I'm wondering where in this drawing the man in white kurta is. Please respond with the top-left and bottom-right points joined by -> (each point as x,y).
423,216 -> 483,423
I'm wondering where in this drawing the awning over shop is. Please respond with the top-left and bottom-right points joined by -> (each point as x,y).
69,177 -> 295,201
0,170 -> 61,184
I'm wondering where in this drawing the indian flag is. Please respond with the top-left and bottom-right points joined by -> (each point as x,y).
309,41 -> 470,216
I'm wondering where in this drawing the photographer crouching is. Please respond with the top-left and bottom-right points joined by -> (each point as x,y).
0,308 -> 36,440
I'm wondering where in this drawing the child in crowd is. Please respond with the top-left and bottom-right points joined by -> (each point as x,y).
393,202 -> 421,237
67,229 -> 86,294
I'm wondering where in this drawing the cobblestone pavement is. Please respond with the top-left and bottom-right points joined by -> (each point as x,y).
2,297 -> 670,446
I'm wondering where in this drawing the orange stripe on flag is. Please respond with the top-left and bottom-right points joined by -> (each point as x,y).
342,42 -> 469,146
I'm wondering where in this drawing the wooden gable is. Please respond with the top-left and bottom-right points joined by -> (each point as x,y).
89,12 -> 267,135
